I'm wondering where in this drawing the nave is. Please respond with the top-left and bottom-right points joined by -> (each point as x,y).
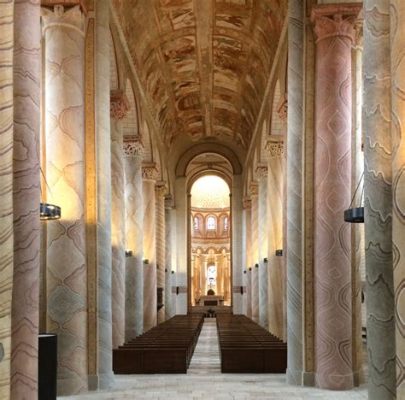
61,319 -> 367,400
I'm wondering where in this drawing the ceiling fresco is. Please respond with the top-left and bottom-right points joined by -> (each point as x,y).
112,0 -> 286,150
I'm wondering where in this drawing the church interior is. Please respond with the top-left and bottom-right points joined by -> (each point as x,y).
0,0 -> 404,399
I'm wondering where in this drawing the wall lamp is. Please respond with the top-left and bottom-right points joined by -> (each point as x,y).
275,249 -> 283,256
143,259 -> 149,264
40,203 -> 61,221
125,250 -> 133,257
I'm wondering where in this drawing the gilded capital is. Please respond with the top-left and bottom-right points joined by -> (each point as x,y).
123,135 -> 143,158
41,4 -> 85,35
311,4 -> 362,44
265,138 -> 284,158
243,197 -> 252,209
255,165 -> 268,179
155,182 -> 167,197
249,182 -> 258,196
142,164 -> 159,181
110,90 -> 129,120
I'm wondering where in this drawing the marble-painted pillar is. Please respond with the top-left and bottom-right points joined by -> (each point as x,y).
0,2 -> 14,398
164,195 -> 175,319
124,138 -> 144,338
266,138 -> 285,340
110,91 -> 128,348
390,1 -> 405,396
250,183 -> 259,323
156,183 -> 166,324
11,1 -> 41,398
311,4 -> 361,390
286,0 -> 305,385
256,166 -> 269,328
364,2 -> 396,396
243,198 -> 252,318
42,5 -> 87,395
94,0 -> 114,388
143,165 -> 158,331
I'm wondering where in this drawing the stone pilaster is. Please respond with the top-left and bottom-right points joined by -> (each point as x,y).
311,4 -> 361,390
286,0 -> 305,385
266,137 -> 285,340
42,5 -> 87,395
256,166 -> 269,329
242,198 -> 251,316
142,164 -> 159,332
110,90 -> 129,348
0,3 -> 14,398
11,1 -> 41,399
390,1 -> 405,396
155,183 -> 166,324
164,195 -> 175,319
124,137 -> 144,338
249,182 -> 259,324
363,3 -> 396,395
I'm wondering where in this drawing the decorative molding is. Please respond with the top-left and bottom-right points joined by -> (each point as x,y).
123,136 -> 143,157
265,139 -> 284,158
41,0 -> 87,13
41,4 -> 85,36
155,182 -> 167,197
277,94 -> 288,121
142,164 -> 159,181
255,165 -> 268,178
243,197 -> 252,209
110,90 -> 129,120
311,4 -> 362,44
249,182 -> 258,196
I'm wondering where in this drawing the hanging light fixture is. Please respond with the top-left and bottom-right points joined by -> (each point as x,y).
344,172 -> 364,223
40,203 -> 61,221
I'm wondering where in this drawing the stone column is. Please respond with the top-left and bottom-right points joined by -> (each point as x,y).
164,195 -> 175,319
266,137 -> 285,339
364,2 -> 396,396
243,198 -> 252,318
250,183 -> 259,323
124,137 -> 144,338
11,1 -> 41,398
156,183 -> 166,324
143,164 -> 158,331
391,1 -> 405,396
256,166 -> 269,328
110,90 -> 128,348
0,2 -> 14,398
311,4 -> 361,390
42,5 -> 87,395
286,0 -> 305,385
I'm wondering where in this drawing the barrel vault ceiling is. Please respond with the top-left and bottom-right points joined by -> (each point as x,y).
112,0 -> 286,154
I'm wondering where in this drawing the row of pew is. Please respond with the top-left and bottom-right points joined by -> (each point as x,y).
113,314 -> 204,374
216,314 -> 287,373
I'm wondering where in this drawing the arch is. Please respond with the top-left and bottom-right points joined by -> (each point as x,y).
176,143 -> 242,177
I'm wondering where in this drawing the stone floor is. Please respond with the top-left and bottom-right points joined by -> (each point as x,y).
61,319 -> 368,399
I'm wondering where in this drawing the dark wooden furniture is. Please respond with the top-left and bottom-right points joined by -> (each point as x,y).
113,314 -> 204,374
38,334 -> 57,400
216,314 -> 287,373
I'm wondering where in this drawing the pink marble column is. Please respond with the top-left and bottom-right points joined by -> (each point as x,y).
42,5 -> 87,395
155,183 -> 166,324
142,165 -> 158,331
110,90 -> 128,348
10,1 -> 41,399
243,198 -> 252,318
124,137 -> 144,338
311,4 -> 361,390
250,183 -> 259,324
0,2 -> 14,397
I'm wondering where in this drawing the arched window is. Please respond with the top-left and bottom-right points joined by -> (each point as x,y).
194,216 -> 199,231
206,216 -> 216,230
223,216 -> 228,231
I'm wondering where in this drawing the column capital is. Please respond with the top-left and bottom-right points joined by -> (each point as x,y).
123,136 -> 143,158
243,197 -> 252,209
265,136 -> 284,158
155,182 -> 167,197
255,165 -> 268,179
41,4 -> 85,35
110,90 -> 129,120
142,163 -> 159,181
277,93 -> 288,122
164,194 -> 174,209
311,4 -> 362,44
249,182 -> 258,196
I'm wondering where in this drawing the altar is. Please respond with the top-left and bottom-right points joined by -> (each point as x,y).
198,295 -> 224,306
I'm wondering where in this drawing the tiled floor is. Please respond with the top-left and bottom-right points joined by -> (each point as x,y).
61,319 -> 368,399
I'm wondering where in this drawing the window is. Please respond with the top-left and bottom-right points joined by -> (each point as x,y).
206,216 -> 216,230
223,216 -> 228,231
207,265 -> 217,287
194,216 -> 199,231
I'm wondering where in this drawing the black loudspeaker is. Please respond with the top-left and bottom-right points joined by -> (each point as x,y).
38,334 -> 57,400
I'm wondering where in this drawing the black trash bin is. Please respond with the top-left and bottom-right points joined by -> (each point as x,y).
38,334 -> 57,400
